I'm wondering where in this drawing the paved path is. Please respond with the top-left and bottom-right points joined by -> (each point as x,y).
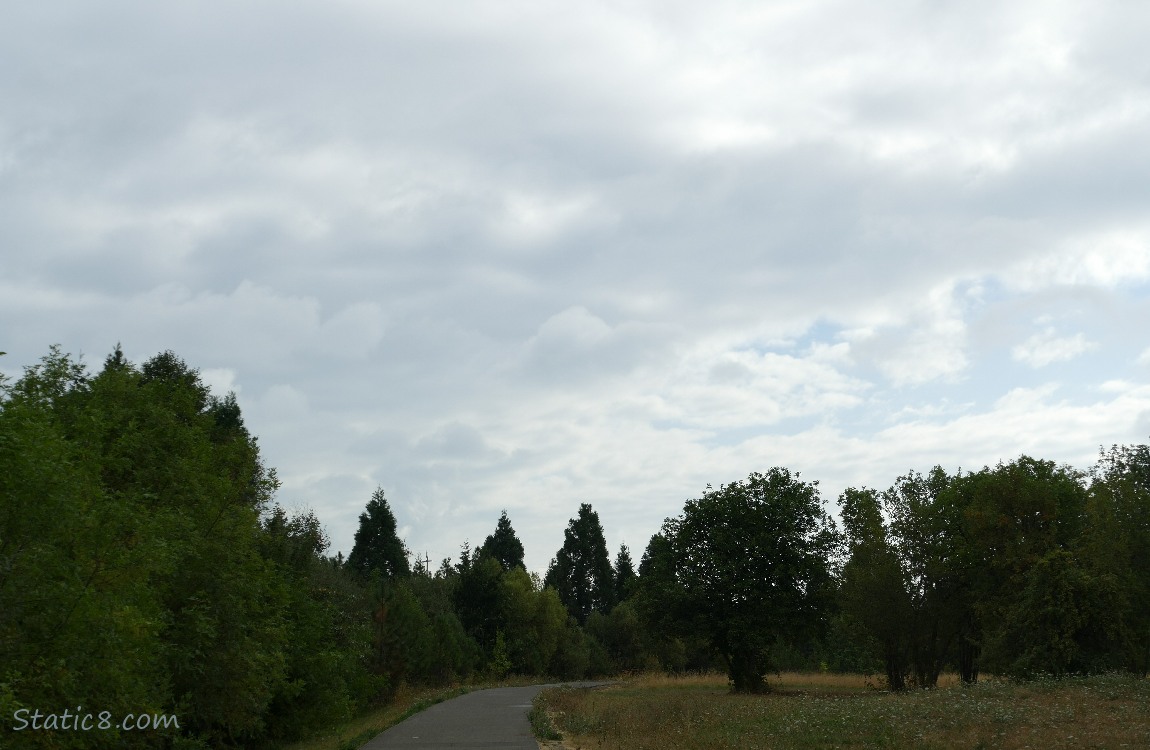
360,682 -> 607,749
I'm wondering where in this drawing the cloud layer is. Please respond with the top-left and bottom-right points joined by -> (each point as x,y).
4,0 -> 1149,571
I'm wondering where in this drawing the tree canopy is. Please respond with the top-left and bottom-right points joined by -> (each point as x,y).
545,503 -> 616,624
347,487 -> 411,580
479,510 -> 526,571
653,469 -> 840,692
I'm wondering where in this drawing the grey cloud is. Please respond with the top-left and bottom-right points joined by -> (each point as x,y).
6,0 -> 1150,571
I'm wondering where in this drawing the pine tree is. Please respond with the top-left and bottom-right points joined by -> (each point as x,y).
614,543 -> 637,602
544,503 -> 615,623
347,487 -> 411,579
480,510 -> 526,571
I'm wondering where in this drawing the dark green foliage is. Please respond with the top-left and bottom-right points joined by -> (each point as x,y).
8,344 -> 1149,747
613,543 -> 637,603
838,486 -> 913,689
0,346 -> 380,748
347,487 -> 411,580
944,457 -> 1097,680
407,565 -> 479,682
0,351 -> 167,749
498,568 -> 569,676
453,552 -> 504,654
842,454 -> 1143,687
1087,443 -> 1150,676
545,503 -> 616,624
259,507 -> 381,743
654,469 -> 840,693
883,466 -> 965,688
480,510 -> 526,571
585,600 -> 647,672
371,581 -> 436,692
549,619 -> 592,679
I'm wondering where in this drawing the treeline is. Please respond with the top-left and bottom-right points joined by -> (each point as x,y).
832,455 -> 1150,688
2,346 -> 1148,748
1,347 -> 383,749
636,460 -> 1150,693
0,346 -> 649,748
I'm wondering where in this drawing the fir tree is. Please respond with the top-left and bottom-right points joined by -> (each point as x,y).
347,487 -> 411,579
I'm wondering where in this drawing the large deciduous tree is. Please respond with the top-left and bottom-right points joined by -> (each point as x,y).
661,469 -> 839,693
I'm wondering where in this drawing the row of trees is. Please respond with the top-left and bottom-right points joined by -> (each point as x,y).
835,454 -> 1149,688
0,346 -> 652,748
0,347 -> 388,749
3,345 -> 1148,748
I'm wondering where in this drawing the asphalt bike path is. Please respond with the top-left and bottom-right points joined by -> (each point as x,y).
360,682 -> 608,749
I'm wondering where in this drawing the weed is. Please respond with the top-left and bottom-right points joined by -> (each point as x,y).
529,697 -> 562,742
536,671 -> 1150,749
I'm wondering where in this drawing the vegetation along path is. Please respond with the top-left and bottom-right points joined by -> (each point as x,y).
360,682 -> 608,749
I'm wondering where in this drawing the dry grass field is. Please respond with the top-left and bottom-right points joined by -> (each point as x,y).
535,671 -> 1150,749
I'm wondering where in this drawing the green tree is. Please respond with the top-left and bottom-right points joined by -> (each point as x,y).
347,487 -> 411,580
0,349 -> 168,749
884,466 -> 969,687
661,469 -> 839,693
613,543 -> 637,603
838,487 -> 913,689
1087,443 -> 1150,675
479,510 -> 526,571
1,346 -> 294,747
960,456 -> 1121,678
453,545 -> 504,657
258,506 -> 381,742
544,503 -> 615,624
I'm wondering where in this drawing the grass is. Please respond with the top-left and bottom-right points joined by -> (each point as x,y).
529,700 -> 563,743
278,674 -> 549,750
535,671 -> 1150,749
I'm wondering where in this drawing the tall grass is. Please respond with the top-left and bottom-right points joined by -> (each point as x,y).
537,671 -> 1150,749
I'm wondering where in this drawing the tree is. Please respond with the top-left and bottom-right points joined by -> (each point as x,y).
884,466 -> 969,687
453,551 -> 504,656
347,487 -> 411,580
544,503 -> 615,624
479,510 -> 526,571
838,487 -> 913,689
958,456 -> 1113,678
1087,443 -> 1150,675
614,543 -> 637,603
660,469 -> 839,693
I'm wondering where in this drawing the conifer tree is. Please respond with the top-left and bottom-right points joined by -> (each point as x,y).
614,543 -> 637,602
544,503 -> 615,623
347,487 -> 411,579
480,510 -> 526,571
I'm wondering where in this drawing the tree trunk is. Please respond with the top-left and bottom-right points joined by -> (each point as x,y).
728,646 -> 768,693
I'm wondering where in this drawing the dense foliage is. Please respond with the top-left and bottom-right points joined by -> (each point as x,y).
2,344 -> 1148,747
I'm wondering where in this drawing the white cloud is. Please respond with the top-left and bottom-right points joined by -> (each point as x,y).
1005,229 -> 1150,291
1012,327 -> 1097,367
851,281 -> 971,387
200,367 -> 239,397
6,0 -> 1150,572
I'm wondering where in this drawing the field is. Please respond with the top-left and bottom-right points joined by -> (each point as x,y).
534,671 -> 1150,749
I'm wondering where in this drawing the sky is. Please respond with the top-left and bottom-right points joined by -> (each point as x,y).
3,0 -> 1150,574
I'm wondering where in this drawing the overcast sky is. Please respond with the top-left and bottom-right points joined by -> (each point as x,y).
4,0 -> 1149,573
